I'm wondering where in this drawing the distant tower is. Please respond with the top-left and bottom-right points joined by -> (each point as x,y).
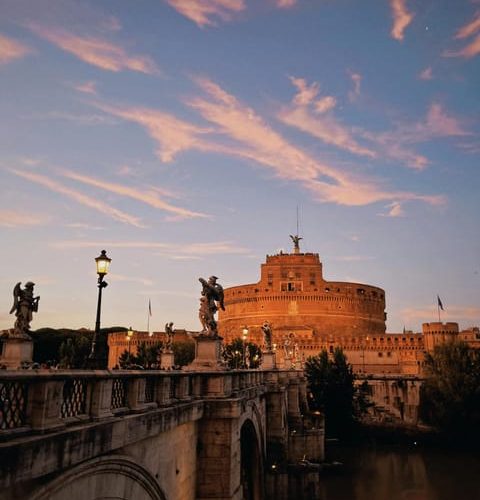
422,322 -> 459,352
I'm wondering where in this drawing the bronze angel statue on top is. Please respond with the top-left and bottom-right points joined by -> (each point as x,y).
198,276 -> 225,337
9,282 -> 40,337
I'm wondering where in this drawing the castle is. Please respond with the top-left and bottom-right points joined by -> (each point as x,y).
218,237 -> 480,375
108,236 -> 479,377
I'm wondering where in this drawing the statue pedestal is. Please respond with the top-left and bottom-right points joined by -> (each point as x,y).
0,330 -> 33,369
160,350 -> 175,370
261,351 -> 277,370
284,358 -> 293,370
185,334 -> 226,371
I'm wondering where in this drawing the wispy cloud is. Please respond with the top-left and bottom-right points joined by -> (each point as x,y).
96,102 -> 215,162
0,33 -> 32,65
402,305 -> 480,324
278,76 -> 376,158
379,201 -> 405,218
188,77 -> 443,207
390,0 -> 414,41
10,169 -> 145,227
66,222 -> 104,230
51,239 -> 250,257
27,24 -> 159,73
444,34 -> 480,58
274,0 -> 297,7
348,71 -> 362,101
419,66 -> 433,80
73,81 -> 97,95
444,11 -> 480,58
0,210 -> 50,227
108,273 -> 154,287
165,0 -> 245,28
360,102 -> 469,170
455,11 -> 480,39
96,77 -> 444,210
60,169 -> 208,219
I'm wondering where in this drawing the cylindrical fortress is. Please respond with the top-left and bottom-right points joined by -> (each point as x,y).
218,249 -> 386,346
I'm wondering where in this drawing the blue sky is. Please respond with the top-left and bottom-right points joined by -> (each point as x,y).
0,0 -> 479,334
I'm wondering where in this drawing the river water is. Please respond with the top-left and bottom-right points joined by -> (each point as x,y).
317,442 -> 480,500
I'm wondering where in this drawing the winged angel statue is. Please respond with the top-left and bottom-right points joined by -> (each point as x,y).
9,282 -> 40,336
198,276 -> 225,337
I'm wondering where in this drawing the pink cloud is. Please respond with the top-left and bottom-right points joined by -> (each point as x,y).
10,169 -> 145,227
290,77 -> 320,106
61,170 -> 208,219
165,0 -> 245,27
279,76 -> 376,158
96,102 -> 215,162
380,202 -> 405,218
361,102 -> 469,170
0,33 -> 31,65
315,96 -> 337,114
390,0 -> 414,41
74,81 -> 97,95
188,77 -> 443,208
425,103 -> 468,137
455,11 -> 480,39
95,78 -> 444,210
0,210 -> 50,227
444,33 -> 480,58
274,0 -> 297,9
419,66 -> 433,80
348,71 -> 362,101
28,24 -> 159,73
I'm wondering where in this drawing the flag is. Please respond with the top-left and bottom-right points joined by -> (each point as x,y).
437,295 -> 444,311
148,299 -> 152,316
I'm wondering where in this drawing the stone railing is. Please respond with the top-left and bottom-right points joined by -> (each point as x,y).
0,369 -> 295,438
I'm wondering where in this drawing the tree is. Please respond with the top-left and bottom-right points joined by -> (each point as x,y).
223,338 -> 262,369
173,341 -> 195,367
420,341 -> 480,440
32,327 -> 127,368
305,348 -> 356,437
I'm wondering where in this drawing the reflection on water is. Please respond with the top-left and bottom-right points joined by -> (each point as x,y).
319,443 -> 480,500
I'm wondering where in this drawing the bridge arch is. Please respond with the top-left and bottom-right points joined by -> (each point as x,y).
240,418 -> 264,500
30,455 -> 167,500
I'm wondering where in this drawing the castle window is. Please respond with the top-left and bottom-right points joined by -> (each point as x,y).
378,352 -> 383,357
325,287 -> 330,292
280,281 -> 303,292
357,288 -> 366,295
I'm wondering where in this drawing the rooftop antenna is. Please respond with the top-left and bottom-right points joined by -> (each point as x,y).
289,205 -> 302,254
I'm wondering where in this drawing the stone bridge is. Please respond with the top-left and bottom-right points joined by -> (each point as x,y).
0,369 -> 324,500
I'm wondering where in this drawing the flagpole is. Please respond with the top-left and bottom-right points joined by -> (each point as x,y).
147,299 -> 151,335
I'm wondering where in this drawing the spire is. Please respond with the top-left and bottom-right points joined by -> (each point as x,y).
289,206 -> 302,253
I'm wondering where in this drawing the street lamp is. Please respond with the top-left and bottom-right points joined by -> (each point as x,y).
242,326 -> 249,369
126,326 -> 134,366
88,250 -> 111,368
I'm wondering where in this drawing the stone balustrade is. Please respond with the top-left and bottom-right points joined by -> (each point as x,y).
0,369 -> 297,438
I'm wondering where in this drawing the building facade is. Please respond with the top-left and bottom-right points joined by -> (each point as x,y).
218,237 -> 479,375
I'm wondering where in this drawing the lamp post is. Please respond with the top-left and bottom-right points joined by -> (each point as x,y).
242,326 -> 249,369
88,250 -> 111,368
126,326 -> 134,367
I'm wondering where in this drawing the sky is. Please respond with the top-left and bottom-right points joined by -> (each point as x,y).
0,0 -> 479,335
